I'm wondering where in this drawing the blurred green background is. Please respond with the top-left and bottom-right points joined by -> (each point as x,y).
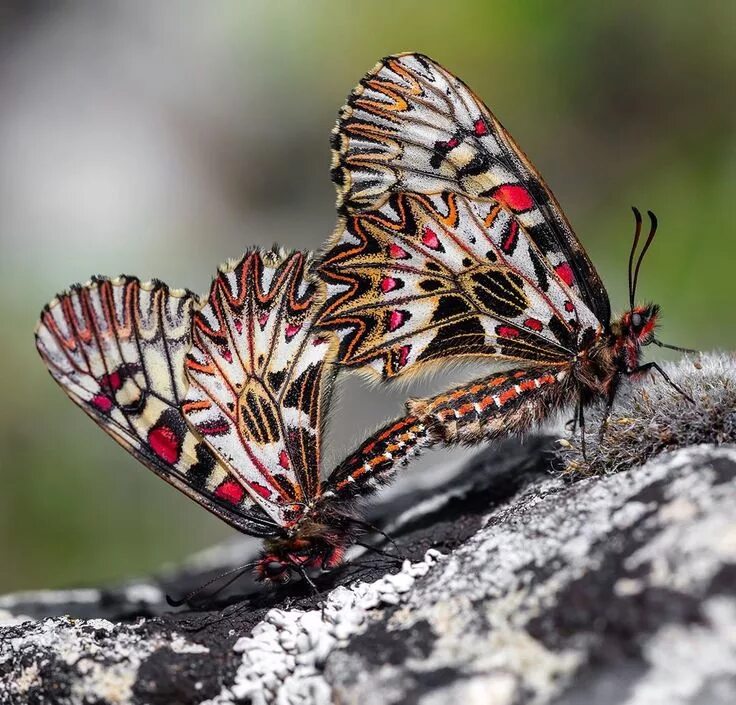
1,1 -> 734,593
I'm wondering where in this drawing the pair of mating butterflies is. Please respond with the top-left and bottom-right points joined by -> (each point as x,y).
36,53 -> 687,586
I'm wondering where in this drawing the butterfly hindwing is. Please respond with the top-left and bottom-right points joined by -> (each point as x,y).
183,250 -> 335,527
35,276 -> 279,537
321,53 -> 610,379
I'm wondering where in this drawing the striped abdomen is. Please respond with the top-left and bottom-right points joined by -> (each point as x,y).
408,366 -> 573,445
326,415 -> 432,498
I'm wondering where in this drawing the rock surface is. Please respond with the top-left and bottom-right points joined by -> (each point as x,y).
1,436 -> 735,705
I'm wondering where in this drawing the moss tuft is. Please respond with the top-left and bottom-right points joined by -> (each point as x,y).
560,352 -> 736,476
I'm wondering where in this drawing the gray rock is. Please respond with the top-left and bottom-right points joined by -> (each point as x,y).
327,445 -> 736,705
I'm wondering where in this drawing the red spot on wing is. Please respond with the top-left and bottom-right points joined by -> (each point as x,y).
524,318 -> 543,332
564,300 -> 575,313
234,318 -> 243,334
446,137 -> 460,148
380,276 -> 398,293
474,118 -> 489,136
492,184 -> 534,213
279,449 -> 290,469
215,480 -> 245,505
501,220 -> 519,254
91,394 -> 113,413
285,323 -> 301,340
258,313 -> 269,327
497,325 -> 520,338
388,310 -> 408,332
248,481 -> 271,499
148,426 -> 180,464
389,243 -> 410,259
398,344 -> 411,368
422,226 -> 441,250
555,262 -> 575,287
221,348 -> 233,363
104,371 -> 122,391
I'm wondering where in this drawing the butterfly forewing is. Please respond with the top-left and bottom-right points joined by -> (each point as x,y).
183,250 -> 336,527
323,52 -> 610,371
320,187 -> 601,377
35,277 -> 279,537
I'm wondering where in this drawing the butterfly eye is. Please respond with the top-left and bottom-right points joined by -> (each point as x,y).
264,561 -> 287,578
631,312 -> 642,328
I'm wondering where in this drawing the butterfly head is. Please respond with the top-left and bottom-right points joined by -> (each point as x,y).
256,529 -> 349,584
619,304 -> 660,347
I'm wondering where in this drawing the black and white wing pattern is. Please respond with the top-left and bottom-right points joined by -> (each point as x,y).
36,276 -> 279,537
182,249 -> 337,528
319,53 -> 610,379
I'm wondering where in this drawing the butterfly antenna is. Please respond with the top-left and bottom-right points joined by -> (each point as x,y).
628,206 -> 643,309
166,561 -> 257,608
632,210 -> 658,305
355,540 -> 404,564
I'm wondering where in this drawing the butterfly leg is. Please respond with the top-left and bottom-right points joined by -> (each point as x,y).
597,372 -> 622,447
630,362 -> 695,404
577,398 -> 587,460
297,566 -> 321,599
296,566 -> 329,619
351,517 -> 403,557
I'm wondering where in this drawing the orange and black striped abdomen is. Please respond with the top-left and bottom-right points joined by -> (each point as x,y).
326,415 -> 432,499
408,366 -> 573,445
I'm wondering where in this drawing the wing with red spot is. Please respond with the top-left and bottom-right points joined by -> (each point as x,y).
320,191 -> 600,378
319,52 -> 609,379
183,249 -> 336,527
35,276 -> 279,538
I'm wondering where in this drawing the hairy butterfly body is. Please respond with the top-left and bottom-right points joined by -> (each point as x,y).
318,53 -> 692,448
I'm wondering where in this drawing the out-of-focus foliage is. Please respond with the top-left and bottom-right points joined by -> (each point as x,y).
1,1 -> 734,592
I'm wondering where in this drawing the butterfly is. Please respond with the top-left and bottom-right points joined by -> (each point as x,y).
36,248 -> 430,585
317,52 -> 693,450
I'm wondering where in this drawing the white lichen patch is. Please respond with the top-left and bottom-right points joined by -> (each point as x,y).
170,634 -> 210,654
419,672 -> 518,705
72,659 -> 137,705
623,450 -> 736,594
12,662 -> 39,695
0,615 -> 214,705
202,550 -> 443,705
